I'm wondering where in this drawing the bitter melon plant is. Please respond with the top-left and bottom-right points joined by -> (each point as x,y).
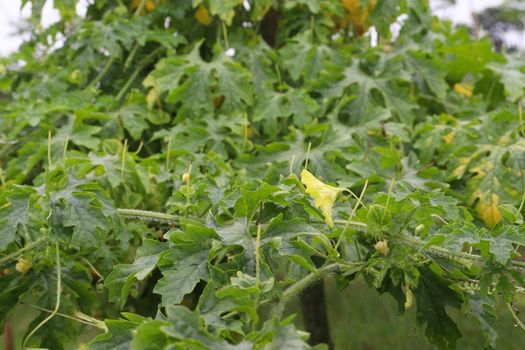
1,0 -> 525,349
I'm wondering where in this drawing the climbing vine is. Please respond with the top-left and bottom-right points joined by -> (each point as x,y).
1,0 -> 525,349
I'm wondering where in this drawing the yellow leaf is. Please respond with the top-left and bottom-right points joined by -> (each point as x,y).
129,0 -> 156,12
475,193 -> 501,228
442,131 -> 455,145
340,0 -> 377,35
195,5 -> 213,26
301,169 -> 344,228
146,87 -> 159,109
145,0 -> 156,11
452,156 -> 473,178
453,82 -> 473,98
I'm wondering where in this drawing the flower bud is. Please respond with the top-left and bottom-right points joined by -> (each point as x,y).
374,240 -> 389,256
15,259 -> 32,274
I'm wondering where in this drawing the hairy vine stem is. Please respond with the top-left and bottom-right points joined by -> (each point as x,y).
396,235 -> 525,271
223,263 -> 341,321
270,263 -> 340,304
0,237 -> 47,266
117,208 -> 183,224
116,208 -> 525,271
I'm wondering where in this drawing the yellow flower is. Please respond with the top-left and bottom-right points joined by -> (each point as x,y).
301,169 -> 344,227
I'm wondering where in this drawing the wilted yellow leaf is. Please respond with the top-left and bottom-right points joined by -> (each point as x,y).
301,169 -> 344,227
195,5 -> 213,26
475,193 -> 501,228
453,82 -> 473,98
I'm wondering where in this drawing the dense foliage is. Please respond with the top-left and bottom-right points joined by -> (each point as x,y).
1,0 -> 525,349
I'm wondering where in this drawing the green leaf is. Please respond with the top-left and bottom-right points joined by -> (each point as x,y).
154,221 -> 215,305
280,30 -> 333,81
154,249 -> 210,305
131,320 -> 170,350
0,187 -> 34,251
488,55 -> 525,101
207,0 -> 239,25
0,273 -> 34,329
467,293 -> 497,348
197,281 -> 244,333
105,239 -> 167,307
118,103 -> 149,140
63,191 -> 110,249
144,43 -> 252,117
485,226 -> 525,265
405,50 -> 447,99
415,268 -> 462,350
284,0 -> 322,13
87,319 -> 138,350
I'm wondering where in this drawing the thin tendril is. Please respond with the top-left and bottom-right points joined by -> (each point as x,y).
335,179 -> 369,251
23,242 -> 61,348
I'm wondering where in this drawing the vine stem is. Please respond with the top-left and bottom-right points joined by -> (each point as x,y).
242,113 -> 249,151
255,222 -> 262,289
0,237 -> 47,266
221,21 -> 230,49
23,242 -> 61,348
115,209 -> 525,270
82,257 -> 103,281
222,263 -> 341,320
304,142 -> 312,170
398,234 -> 525,270
124,42 -> 140,69
117,208 -> 183,224
261,263 -> 340,308
518,99 -> 524,137
383,178 -> 396,222
0,165 -> 5,186
47,130 -> 52,168
507,302 -> 525,330
115,46 -> 165,102
21,302 -> 105,330
166,135 -> 172,169
87,56 -> 115,88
